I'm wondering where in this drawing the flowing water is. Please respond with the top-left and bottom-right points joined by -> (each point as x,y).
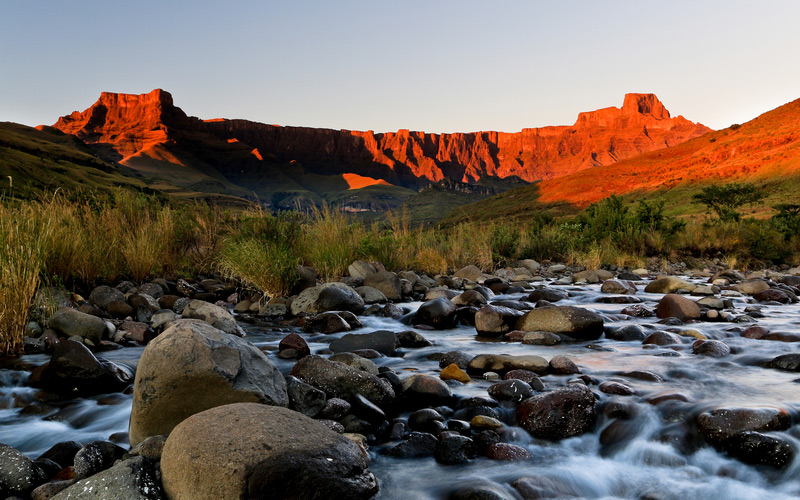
2,276 -> 800,499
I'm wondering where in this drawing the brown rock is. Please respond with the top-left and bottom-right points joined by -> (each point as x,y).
160,403 -> 378,500
656,294 -> 701,321
440,364 -> 471,383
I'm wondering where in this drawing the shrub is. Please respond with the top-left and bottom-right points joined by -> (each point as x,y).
692,182 -> 766,223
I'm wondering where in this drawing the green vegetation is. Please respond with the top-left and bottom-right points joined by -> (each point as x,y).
692,182 -> 767,222
1,184 -> 799,354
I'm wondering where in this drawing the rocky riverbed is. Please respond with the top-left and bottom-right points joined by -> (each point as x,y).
2,260 -> 800,499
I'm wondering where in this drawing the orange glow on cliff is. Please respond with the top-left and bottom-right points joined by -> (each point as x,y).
342,173 -> 392,190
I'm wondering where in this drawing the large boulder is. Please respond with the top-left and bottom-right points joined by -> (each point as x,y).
48,308 -> 107,344
363,271 -> 402,300
517,385 -> 597,440
129,319 -> 287,446
644,277 -> 696,294
475,305 -> 524,336
291,283 -> 365,316
181,300 -> 241,336
515,306 -> 604,341
291,355 -> 395,409
656,294 -> 701,321
161,403 -> 379,500
29,339 -> 133,396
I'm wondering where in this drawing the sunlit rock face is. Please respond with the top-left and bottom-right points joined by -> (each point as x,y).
52,90 -> 709,188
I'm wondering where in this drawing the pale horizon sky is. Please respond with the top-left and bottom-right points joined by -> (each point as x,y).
2,1 -> 799,133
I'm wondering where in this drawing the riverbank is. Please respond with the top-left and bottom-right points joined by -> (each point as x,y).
2,259 -> 800,499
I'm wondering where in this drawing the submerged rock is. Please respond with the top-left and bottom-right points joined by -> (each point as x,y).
515,306 -> 604,341
517,385 -> 597,440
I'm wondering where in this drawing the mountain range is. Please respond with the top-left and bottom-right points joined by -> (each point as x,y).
4,88 -> 796,223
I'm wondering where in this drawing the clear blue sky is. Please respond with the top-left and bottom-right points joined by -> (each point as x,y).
2,1 -> 799,133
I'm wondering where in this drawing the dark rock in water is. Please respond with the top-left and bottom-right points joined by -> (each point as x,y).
753,289 -> 791,304
37,441 -> 83,469
329,352 -> 379,374
0,444 -> 47,498
724,431 -> 795,469
452,290 -> 488,307
656,294 -> 701,321
286,376 -> 326,417
503,370 -> 544,390
291,355 -> 395,409
449,480 -> 513,500
129,319 -> 287,447
696,407 -> 791,446
485,443 -> 531,461
596,295 -> 643,304
516,306 -> 604,341
278,333 -> 310,358
600,279 -> 638,295
383,303 -> 404,319
599,381 -> 635,396
488,380 -> 533,402
408,408 -> 445,432
491,300 -> 533,311
396,330 -> 431,348
528,288 -> 568,303
606,324 -> 646,341
73,441 -> 127,480
517,385 -> 597,440
764,353 -> 800,371
29,340 -> 133,396
642,331 -> 684,346
330,330 -> 397,356
468,354 -> 549,375
692,339 -> 730,357
438,351 -> 472,370
475,305 -> 524,336
303,312 -> 351,334
48,308 -> 107,344
521,331 -> 561,345
291,282 -> 365,316
413,297 -> 457,329
513,476 -> 580,500
161,403 -> 379,500
549,355 -> 579,374
620,305 -> 655,317
89,285 -> 126,310
401,374 -> 453,408
619,370 -> 664,383
385,432 -> 439,458
435,434 -> 475,464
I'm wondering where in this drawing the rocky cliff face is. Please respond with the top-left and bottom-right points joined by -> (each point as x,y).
52,90 -> 711,188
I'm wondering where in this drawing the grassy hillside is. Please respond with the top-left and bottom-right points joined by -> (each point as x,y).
444,97 -> 800,225
0,122 -> 153,198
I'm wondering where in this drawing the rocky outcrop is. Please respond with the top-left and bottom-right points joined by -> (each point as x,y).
52,90 -> 710,190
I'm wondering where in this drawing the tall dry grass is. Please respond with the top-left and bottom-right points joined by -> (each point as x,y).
0,203 -> 55,354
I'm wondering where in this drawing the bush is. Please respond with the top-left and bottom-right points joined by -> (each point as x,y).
692,182 -> 766,223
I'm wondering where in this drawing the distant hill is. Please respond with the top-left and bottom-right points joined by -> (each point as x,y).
444,97 -> 800,224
